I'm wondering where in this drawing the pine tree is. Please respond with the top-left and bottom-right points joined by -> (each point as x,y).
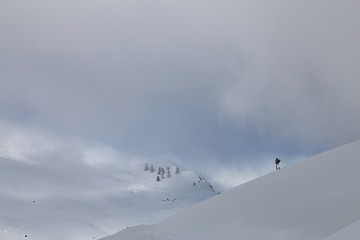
175,166 -> 180,174
166,167 -> 171,178
156,176 -> 161,182
161,168 -> 165,179
150,164 -> 154,173
144,163 -> 149,171
158,167 -> 161,175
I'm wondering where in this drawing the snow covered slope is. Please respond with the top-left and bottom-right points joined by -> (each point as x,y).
102,141 -> 360,240
323,219 -> 360,240
0,136 -> 217,240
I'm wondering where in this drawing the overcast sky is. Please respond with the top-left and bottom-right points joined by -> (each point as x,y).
1,0 -> 360,184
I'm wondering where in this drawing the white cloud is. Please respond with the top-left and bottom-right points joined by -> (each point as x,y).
216,0 -> 360,150
0,0 -> 359,164
0,122 -> 58,163
210,167 -> 268,190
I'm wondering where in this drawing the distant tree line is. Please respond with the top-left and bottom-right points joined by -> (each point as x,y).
144,163 -> 181,182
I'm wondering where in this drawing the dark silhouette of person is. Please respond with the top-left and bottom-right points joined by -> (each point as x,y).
275,158 -> 281,170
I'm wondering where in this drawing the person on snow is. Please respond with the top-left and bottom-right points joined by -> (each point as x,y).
275,158 -> 281,170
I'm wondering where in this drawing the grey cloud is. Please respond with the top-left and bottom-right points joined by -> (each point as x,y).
1,0 -> 359,166
217,1 -> 360,151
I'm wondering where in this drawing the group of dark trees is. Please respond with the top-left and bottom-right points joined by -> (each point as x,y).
144,163 -> 154,172
144,163 -> 180,182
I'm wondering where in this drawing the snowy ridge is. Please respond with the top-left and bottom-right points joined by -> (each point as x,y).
102,141 -> 360,240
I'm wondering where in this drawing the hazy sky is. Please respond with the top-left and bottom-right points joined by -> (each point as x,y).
1,0 -> 359,179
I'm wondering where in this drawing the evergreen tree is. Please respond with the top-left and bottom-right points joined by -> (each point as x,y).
144,163 -> 149,171
166,167 -> 171,178
156,176 -> 161,182
175,166 -> 180,174
158,167 -> 162,175
150,164 -> 154,173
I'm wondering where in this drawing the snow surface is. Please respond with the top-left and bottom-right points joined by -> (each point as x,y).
102,141 -> 360,240
0,142 -> 217,240
323,219 -> 360,240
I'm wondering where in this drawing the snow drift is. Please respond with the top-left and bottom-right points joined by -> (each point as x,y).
102,141 -> 360,240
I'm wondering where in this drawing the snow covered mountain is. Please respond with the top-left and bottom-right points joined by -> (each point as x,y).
102,140 -> 360,240
0,133 -> 217,240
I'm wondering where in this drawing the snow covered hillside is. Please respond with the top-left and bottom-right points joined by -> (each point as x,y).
102,141 -> 360,240
0,133 -> 217,240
